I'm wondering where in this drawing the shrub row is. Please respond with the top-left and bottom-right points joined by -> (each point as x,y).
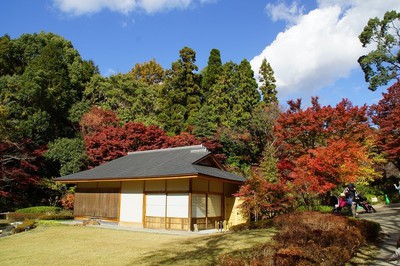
15,206 -> 61,214
220,212 -> 381,266
8,212 -> 73,222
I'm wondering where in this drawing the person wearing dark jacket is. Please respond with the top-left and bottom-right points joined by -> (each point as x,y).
344,183 -> 357,217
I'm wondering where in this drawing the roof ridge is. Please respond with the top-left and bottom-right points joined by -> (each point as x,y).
127,144 -> 207,155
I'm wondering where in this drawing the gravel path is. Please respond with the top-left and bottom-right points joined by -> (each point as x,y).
358,203 -> 400,265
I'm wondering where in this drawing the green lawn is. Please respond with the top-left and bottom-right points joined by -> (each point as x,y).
0,224 -> 276,266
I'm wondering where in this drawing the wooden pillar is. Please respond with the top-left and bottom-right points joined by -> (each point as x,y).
188,179 -> 192,231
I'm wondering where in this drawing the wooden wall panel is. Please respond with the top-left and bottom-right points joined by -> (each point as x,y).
166,218 -> 189,230
167,179 -> 189,191
192,179 -> 208,192
209,180 -> 223,193
145,180 -> 166,191
74,188 -> 119,219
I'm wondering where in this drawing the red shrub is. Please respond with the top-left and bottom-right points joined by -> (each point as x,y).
61,193 -> 75,210
220,212 -> 377,266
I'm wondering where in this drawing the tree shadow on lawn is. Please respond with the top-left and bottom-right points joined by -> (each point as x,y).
134,229 -> 276,265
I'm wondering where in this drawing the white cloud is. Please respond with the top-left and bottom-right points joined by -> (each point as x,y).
53,0 -> 213,15
53,0 -> 136,15
139,0 -> 191,13
265,0 -> 305,25
251,0 -> 400,103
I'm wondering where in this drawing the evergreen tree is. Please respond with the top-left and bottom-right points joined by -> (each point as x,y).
0,32 -> 98,145
258,58 -> 278,104
159,47 -> 201,134
201,48 -> 223,100
229,59 -> 260,129
358,10 -> 400,91
82,73 -> 159,125
205,61 -> 238,127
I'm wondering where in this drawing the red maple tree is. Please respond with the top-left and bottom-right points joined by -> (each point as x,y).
369,81 -> 400,169
84,122 -> 168,166
0,140 -> 45,209
235,175 -> 294,220
275,97 -> 377,203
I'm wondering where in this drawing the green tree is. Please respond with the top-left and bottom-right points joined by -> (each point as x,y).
201,48 -> 223,100
258,58 -> 278,104
0,32 -> 98,145
159,47 -> 201,133
45,137 -> 89,176
229,59 -> 260,129
205,61 -> 237,127
358,10 -> 400,91
250,102 -> 280,182
83,73 -> 159,125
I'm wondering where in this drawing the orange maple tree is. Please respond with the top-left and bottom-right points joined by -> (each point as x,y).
275,97 -> 379,204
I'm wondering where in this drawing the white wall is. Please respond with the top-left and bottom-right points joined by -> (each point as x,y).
119,181 -> 144,224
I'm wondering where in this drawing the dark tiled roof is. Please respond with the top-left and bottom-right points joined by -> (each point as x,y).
56,145 -> 245,183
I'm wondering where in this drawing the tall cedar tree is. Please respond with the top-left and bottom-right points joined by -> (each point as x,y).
229,59 -> 260,129
201,48 -> 223,99
159,47 -> 201,134
369,81 -> 400,169
275,98 -> 381,205
258,58 -> 278,104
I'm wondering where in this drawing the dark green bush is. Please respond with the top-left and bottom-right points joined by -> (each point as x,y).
15,206 -> 61,214
13,220 -> 37,233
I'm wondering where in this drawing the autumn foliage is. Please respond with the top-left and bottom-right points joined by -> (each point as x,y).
274,97 -> 381,205
84,122 -> 168,166
0,140 -> 45,210
80,107 -> 120,135
370,81 -> 400,169
235,175 -> 294,220
219,212 -> 381,266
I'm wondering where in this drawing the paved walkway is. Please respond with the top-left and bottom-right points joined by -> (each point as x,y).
61,220 -> 222,236
358,203 -> 400,265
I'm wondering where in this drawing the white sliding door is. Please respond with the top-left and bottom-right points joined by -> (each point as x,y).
146,194 -> 166,217
167,194 -> 188,218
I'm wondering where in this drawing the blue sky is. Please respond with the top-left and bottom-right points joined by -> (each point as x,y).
1,0 -> 399,108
